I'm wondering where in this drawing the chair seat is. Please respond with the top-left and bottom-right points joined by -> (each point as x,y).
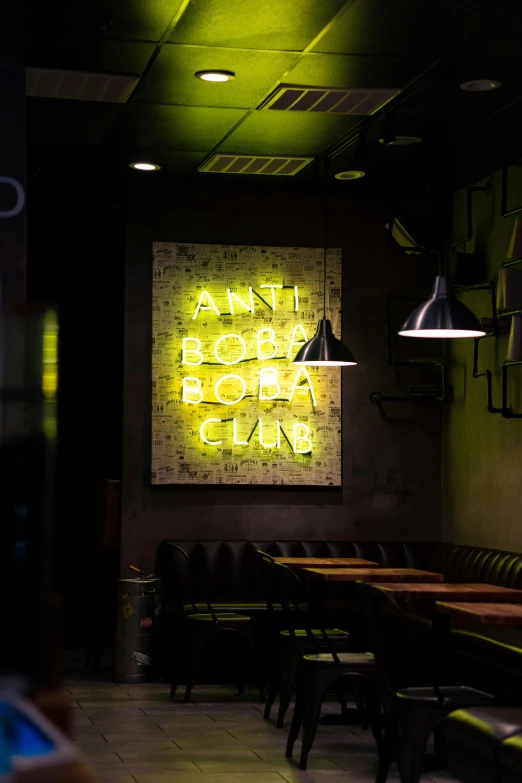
303,652 -> 374,665
187,612 -> 253,622
281,628 -> 349,638
397,685 -> 494,707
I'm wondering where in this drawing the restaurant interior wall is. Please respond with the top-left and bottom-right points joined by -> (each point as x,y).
122,186 -> 442,571
442,166 -> 522,549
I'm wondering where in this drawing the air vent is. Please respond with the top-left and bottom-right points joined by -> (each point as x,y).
260,84 -> 400,115
198,154 -> 312,176
25,67 -> 138,103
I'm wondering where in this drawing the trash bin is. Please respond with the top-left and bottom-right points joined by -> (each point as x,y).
114,578 -> 161,684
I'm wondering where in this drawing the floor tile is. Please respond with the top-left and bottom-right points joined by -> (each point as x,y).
67,669 -> 459,783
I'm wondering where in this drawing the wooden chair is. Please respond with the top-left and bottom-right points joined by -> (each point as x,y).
168,544 -> 265,703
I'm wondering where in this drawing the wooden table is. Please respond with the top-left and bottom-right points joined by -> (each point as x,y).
436,601 -> 522,626
275,557 -> 380,568
377,583 -> 522,602
302,567 -> 443,583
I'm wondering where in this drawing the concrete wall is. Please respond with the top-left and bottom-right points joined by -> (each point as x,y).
442,168 -> 522,550
122,187 -> 441,571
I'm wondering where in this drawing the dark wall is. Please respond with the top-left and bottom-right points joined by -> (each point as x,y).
122,186 -> 442,570
442,168 -> 522,549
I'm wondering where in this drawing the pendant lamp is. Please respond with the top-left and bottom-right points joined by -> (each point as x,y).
398,275 -> 486,338
292,188 -> 357,366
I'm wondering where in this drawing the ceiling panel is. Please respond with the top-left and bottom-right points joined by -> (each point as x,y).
26,98 -> 121,145
168,0 -> 349,50
313,0 -> 441,57
119,104 -> 246,149
100,0 -> 184,42
218,111 -> 359,156
288,53 -> 425,91
133,44 -> 297,108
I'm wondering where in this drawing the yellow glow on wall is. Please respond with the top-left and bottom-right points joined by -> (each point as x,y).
227,287 -> 254,314
214,374 -> 247,405
257,328 -> 278,360
200,418 -> 222,445
214,333 -> 247,365
192,290 -> 221,319
293,423 -> 312,454
259,367 -> 281,401
182,337 -> 204,365
259,284 -> 282,310
152,242 -> 342,485
259,418 -> 281,449
286,324 -> 308,360
182,376 -> 203,404
233,418 -> 249,445
289,367 -> 317,407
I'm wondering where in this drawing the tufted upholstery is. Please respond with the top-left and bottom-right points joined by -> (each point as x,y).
157,540 -> 522,607
156,540 -> 522,689
443,707 -> 522,783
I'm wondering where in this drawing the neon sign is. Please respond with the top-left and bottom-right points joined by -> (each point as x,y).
151,242 -> 342,485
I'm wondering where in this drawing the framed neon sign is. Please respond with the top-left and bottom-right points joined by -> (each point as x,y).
151,242 -> 342,485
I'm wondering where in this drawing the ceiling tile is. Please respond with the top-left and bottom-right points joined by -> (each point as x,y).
168,0 -> 348,50
101,0 -> 185,42
120,104 -> 246,149
312,0 -> 441,56
218,111 -> 359,156
134,45 -> 297,108
289,53 -> 423,90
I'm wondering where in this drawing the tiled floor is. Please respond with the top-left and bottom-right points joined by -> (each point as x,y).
69,664 -> 458,783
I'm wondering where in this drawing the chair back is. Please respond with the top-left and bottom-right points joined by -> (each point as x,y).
167,543 -> 218,622
356,582 -> 443,706
255,550 -> 278,617
273,561 -> 343,664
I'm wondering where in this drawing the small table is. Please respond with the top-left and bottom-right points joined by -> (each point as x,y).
377,583 -> 522,602
436,601 -> 522,626
302,568 -> 444,583
275,557 -> 380,568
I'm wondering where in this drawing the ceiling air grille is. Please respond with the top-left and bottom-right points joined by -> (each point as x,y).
198,154 -> 313,176
25,67 -> 138,103
260,84 -> 400,115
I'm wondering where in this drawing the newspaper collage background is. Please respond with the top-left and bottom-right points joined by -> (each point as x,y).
151,242 -> 342,485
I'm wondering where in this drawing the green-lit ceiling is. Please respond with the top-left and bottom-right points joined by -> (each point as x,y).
25,0 -> 522,188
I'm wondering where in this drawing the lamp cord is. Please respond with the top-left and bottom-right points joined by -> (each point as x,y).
323,186 -> 328,319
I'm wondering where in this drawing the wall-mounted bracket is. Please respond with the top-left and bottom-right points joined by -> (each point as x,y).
369,295 -> 446,405
454,281 -> 501,414
501,161 -> 522,218
502,361 -> 522,418
451,183 -> 491,251
369,365 -> 446,405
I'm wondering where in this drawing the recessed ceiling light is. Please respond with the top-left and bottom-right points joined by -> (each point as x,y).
129,162 -> 161,171
460,79 -> 502,92
195,70 -> 235,82
379,135 -> 422,146
335,170 -> 366,180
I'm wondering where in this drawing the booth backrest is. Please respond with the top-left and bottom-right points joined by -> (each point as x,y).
156,540 -> 522,609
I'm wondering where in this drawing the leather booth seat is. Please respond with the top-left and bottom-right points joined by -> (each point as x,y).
443,706 -> 522,783
155,540 -> 522,688
499,731 -> 522,783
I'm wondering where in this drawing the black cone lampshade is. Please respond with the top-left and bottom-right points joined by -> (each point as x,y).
293,317 -> 357,366
399,275 -> 486,338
